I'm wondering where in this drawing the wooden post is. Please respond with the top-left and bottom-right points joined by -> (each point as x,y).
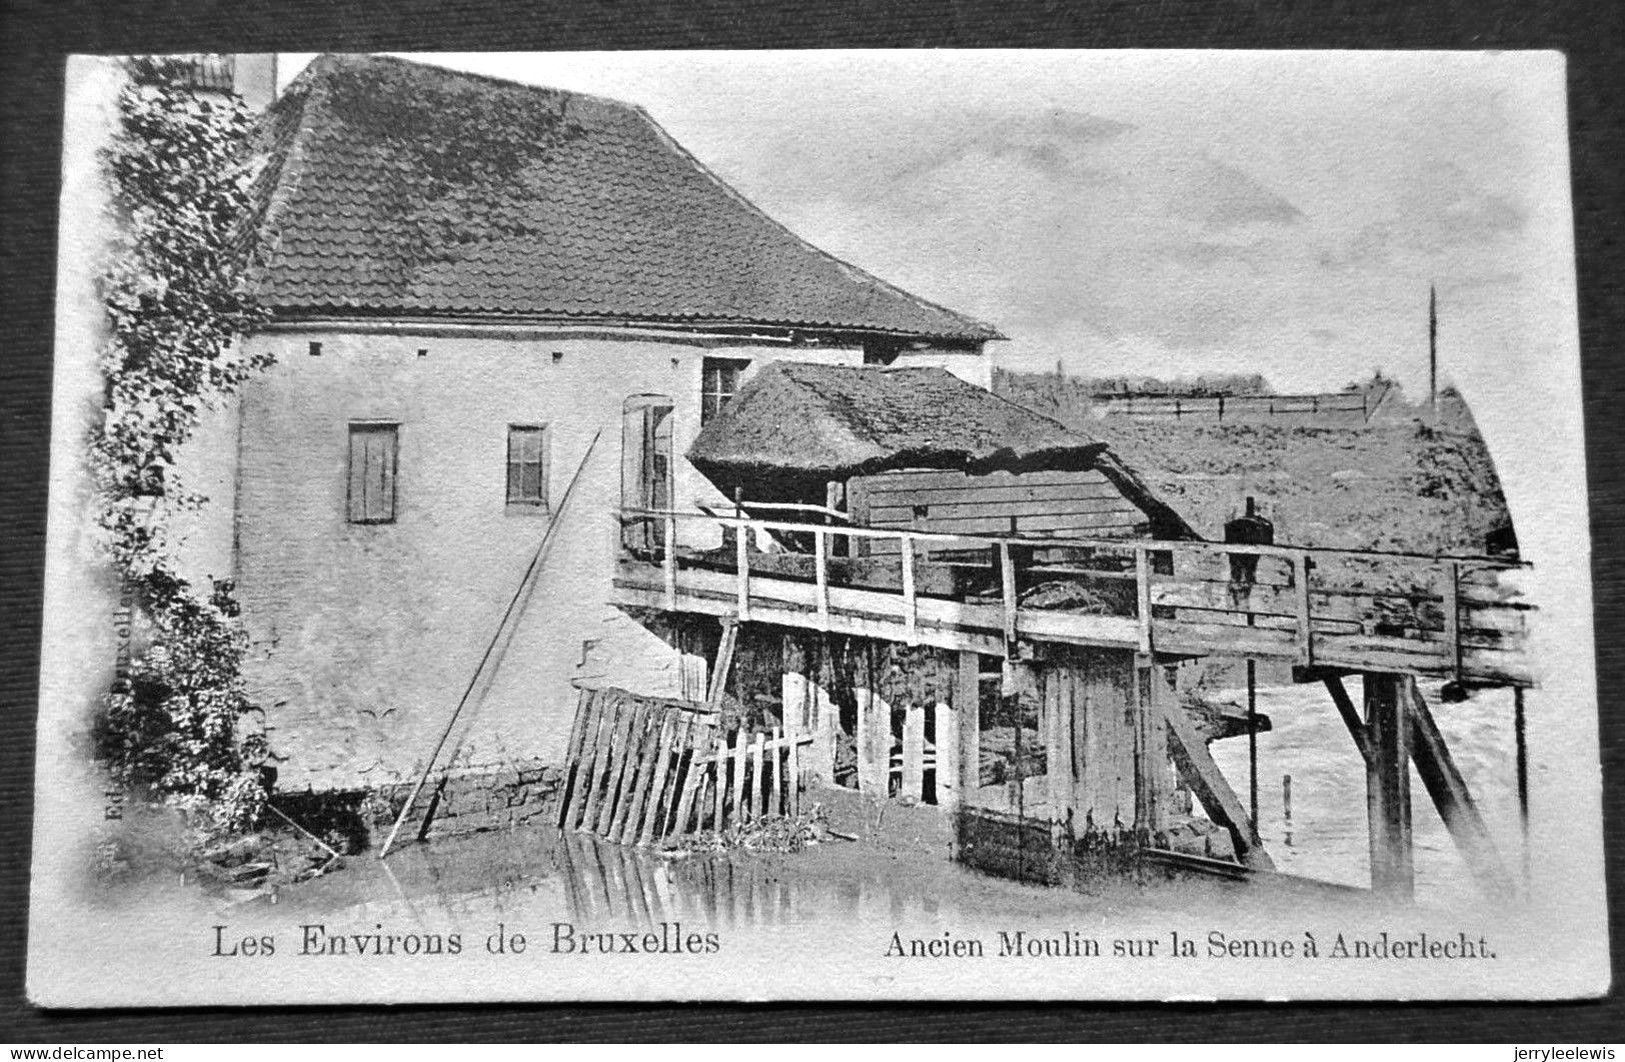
1135,547 -> 1152,655
814,530 -> 830,629
735,522 -> 751,622
1294,553 -> 1313,666
901,704 -> 926,802
1364,672 -> 1414,901
932,700 -> 957,809
1046,668 -> 1073,830
1443,561 -> 1462,683
999,542 -> 1018,647
713,734 -> 728,834
786,724 -> 801,816
730,728 -> 749,826
662,512 -> 678,610
900,534 -> 919,645
956,650 -> 981,809
749,730 -> 765,822
667,721 -> 705,839
1131,656 -> 1170,839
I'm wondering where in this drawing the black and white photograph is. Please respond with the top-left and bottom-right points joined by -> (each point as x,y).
24,48 -> 1607,1005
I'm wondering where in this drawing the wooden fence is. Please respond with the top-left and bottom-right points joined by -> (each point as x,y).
1091,390 -> 1374,423
556,686 -> 811,846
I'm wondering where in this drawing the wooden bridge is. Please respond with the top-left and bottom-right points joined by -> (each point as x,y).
612,508 -> 1532,689
610,506 -> 1532,904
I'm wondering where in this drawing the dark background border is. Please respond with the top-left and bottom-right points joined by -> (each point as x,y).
3,0 -> 1621,1042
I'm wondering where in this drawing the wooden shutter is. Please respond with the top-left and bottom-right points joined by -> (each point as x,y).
348,424 -> 398,523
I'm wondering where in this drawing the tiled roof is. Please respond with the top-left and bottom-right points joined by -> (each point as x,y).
245,55 -> 1001,342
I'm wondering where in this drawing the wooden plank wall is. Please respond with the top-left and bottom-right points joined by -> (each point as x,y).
849,468 -> 1148,554
1037,646 -> 1143,834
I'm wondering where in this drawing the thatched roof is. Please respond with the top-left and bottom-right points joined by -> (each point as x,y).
688,362 -> 1107,480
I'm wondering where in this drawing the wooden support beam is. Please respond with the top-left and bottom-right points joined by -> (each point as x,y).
956,650 -> 981,809
1324,675 -> 1373,763
662,513 -> 678,610
813,530 -> 830,628
735,526 -> 751,622
1364,672 -> 1414,901
707,619 -> 739,712
1160,694 -> 1274,871
1131,659 -> 1171,839
730,728 -> 748,826
1000,542 -> 1018,648
748,730 -> 765,822
1293,553 -> 1313,666
900,535 -> 919,645
1442,561 -> 1462,683
712,733 -> 728,833
1135,547 -> 1153,655
1404,677 -> 1515,900
901,704 -> 926,802
933,699 -> 957,809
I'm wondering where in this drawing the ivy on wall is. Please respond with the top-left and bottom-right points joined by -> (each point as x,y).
91,57 -> 273,840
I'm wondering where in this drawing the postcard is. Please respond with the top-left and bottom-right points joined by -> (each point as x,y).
27,48 -> 1607,1005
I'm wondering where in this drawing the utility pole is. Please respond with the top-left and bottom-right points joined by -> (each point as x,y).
1429,284 -> 1438,412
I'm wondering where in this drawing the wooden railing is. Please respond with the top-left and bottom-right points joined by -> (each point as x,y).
615,508 -> 1533,686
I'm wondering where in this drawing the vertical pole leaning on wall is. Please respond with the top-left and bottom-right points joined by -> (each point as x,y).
378,429 -> 603,860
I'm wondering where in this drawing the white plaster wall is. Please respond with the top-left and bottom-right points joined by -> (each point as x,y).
234,328 -> 866,788
888,346 -> 995,391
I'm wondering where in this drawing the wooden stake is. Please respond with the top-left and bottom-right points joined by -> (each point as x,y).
731,729 -> 749,825
749,731 -> 765,822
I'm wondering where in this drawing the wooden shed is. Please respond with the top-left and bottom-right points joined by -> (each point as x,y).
687,361 -> 1196,543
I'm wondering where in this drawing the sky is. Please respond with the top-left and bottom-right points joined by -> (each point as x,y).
280,51 -> 1575,399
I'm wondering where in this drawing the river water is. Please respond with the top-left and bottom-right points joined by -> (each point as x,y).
266,679 -> 1520,930
1207,677 -> 1523,902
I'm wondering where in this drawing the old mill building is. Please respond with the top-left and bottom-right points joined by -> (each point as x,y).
182,54 -> 1529,900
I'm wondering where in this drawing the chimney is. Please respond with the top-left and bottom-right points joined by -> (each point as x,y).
231,54 -> 278,112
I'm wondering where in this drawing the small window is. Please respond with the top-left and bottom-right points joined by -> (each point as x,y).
701,358 -> 749,425
506,425 -> 549,507
347,423 -> 398,524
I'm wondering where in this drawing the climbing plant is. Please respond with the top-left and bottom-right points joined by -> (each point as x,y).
92,56 -> 272,841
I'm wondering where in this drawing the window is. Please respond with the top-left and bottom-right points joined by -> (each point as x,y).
621,396 -> 674,553
506,425 -> 549,507
347,423 -> 398,524
701,358 -> 749,425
